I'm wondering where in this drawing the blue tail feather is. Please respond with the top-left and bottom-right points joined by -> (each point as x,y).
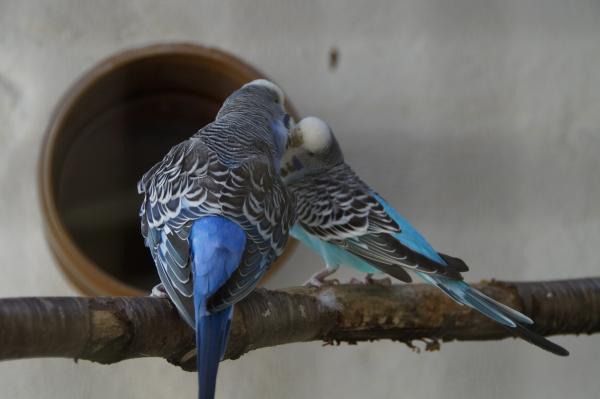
195,302 -> 233,399
191,216 -> 247,399
419,273 -> 518,327
418,273 -> 568,356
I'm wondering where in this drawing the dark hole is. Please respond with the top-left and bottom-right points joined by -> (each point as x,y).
52,53 -> 248,291
58,94 -> 219,290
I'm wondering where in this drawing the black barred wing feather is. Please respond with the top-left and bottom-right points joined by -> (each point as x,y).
138,138 -> 295,326
333,234 -> 464,280
207,161 -> 296,312
145,227 -> 195,327
289,164 -> 466,280
291,164 -> 400,241
138,139 -> 218,327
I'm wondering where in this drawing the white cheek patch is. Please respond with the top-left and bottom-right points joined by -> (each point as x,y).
299,117 -> 332,153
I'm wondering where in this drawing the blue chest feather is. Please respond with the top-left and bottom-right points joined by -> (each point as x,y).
291,225 -> 379,273
271,120 -> 288,168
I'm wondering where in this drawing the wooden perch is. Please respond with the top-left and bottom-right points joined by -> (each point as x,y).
0,278 -> 599,371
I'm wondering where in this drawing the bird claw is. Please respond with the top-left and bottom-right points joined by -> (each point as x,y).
150,283 -> 169,298
304,277 -> 340,288
304,267 -> 340,288
347,274 -> 392,287
365,275 -> 392,287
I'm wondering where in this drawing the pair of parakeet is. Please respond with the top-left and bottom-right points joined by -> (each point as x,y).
138,80 -> 567,399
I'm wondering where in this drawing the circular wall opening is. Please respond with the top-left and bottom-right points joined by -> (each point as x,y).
40,43 -> 298,296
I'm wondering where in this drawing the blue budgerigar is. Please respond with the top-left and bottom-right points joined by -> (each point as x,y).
138,80 -> 296,399
281,116 -> 568,356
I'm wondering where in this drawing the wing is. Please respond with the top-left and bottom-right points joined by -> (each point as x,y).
206,160 -> 296,312
291,164 -> 399,241
139,139 -> 219,326
370,193 -> 468,277
139,138 -> 295,324
290,164 -> 467,280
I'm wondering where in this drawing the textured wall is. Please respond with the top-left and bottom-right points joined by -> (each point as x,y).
1,1 -> 599,398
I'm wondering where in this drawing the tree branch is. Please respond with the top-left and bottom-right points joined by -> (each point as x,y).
1,278 -> 598,371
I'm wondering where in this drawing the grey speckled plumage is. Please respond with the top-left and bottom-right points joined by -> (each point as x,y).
291,163 -> 399,240
138,83 -> 296,327
288,162 -> 465,280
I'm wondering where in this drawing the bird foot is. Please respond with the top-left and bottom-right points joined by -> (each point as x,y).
304,267 -> 340,287
348,274 -> 392,287
150,283 -> 169,298
304,276 -> 340,288
365,274 -> 392,287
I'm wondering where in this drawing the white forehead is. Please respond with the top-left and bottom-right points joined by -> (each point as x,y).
298,117 -> 332,152
243,79 -> 285,104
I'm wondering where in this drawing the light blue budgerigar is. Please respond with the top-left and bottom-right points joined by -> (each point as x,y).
281,116 -> 568,356
138,80 -> 296,399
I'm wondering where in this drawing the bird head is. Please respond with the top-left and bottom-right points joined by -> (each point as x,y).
216,79 -> 294,166
281,116 -> 344,183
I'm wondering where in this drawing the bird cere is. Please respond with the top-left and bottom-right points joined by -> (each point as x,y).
138,80 -> 568,399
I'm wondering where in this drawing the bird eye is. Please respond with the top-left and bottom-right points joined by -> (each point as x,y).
283,114 -> 291,129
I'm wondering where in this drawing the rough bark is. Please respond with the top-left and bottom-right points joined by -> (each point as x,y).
0,278 -> 598,371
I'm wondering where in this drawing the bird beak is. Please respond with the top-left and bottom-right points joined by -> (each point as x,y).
287,125 -> 303,149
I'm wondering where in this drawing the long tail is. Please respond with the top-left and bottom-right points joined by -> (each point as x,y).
419,273 -> 569,356
195,296 -> 233,399
190,216 -> 246,399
